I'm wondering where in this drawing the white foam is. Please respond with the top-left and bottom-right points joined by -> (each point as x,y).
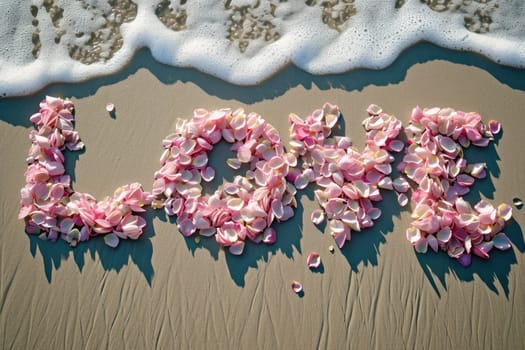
1,0 -> 524,97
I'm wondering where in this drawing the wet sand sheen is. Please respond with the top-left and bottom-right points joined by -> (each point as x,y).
1,47 -> 524,348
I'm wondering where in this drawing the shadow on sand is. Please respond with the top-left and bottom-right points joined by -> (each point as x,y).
28,207 -> 161,285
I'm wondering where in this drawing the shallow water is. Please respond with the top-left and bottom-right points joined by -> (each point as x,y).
1,0 -> 524,97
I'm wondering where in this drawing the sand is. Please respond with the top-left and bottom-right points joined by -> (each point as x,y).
1,44 -> 524,349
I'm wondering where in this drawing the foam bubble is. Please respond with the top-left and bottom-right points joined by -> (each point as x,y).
1,0 -> 524,97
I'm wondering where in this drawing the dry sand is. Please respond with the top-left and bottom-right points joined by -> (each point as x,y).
1,44 -> 524,349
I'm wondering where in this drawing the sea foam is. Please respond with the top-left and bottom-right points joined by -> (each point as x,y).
1,0 -> 524,97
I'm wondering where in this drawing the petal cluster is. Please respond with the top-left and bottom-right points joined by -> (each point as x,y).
399,107 -> 512,266
152,108 -> 297,255
19,96 -> 152,247
288,103 -> 404,248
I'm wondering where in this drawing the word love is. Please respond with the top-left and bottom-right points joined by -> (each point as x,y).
19,97 -> 513,267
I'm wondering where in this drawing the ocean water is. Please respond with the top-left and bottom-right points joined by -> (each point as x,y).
1,0 -> 524,97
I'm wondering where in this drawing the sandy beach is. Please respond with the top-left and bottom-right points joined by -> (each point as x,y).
1,43 -> 524,349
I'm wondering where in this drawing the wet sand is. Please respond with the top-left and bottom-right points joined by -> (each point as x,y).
1,44 -> 524,349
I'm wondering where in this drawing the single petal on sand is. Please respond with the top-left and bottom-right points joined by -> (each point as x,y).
307,252 -> 321,269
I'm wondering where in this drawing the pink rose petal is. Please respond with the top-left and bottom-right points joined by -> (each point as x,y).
291,280 -> 303,293
488,120 -> 501,135
311,209 -> 325,225
104,233 -> 119,248
262,227 -> 276,244
493,233 -> 511,250
497,203 -> 512,221
229,241 -> 245,255
307,252 -> 321,269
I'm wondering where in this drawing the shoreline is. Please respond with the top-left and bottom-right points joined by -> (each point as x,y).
2,41 -> 525,105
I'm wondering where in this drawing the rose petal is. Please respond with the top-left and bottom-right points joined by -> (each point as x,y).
497,203 -> 512,221
378,177 -> 393,190
414,237 -> 428,253
332,231 -> 348,248
291,280 -> 303,293
229,241 -> 245,255
311,209 -> 325,225
59,218 -> 75,233
192,153 -> 208,168
436,227 -> 452,243
397,193 -> 409,207
406,226 -> 421,244
201,166 -> 215,182
366,104 -> 383,116
493,233 -> 512,250
457,253 -> 472,267
104,233 -> 119,248
226,158 -> 241,170
393,177 -> 410,193
388,139 -> 404,152
178,218 -> 196,237
271,199 -> 284,219
307,252 -> 321,269
329,219 -> 346,234
473,241 -> 493,259
262,227 -> 276,244
437,135 -> 457,153
427,235 -> 439,252
294,174 -> 309,190
367,207 -> 382,221
325,199 -> 346,217
488,120 -> 501,134
227,197 -> 244,211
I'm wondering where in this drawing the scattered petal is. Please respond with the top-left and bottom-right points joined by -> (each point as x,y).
307,252 -> 321,269
291,280 -> 303,293
488,120 -> 501,135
